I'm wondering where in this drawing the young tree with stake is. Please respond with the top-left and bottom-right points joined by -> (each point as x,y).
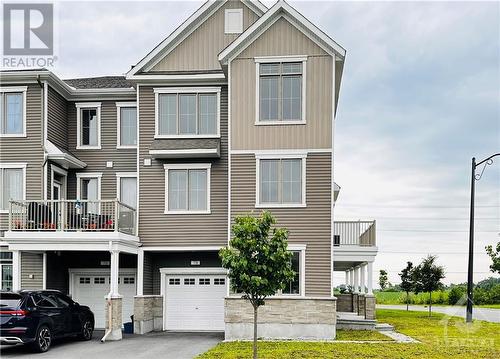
219,211 -> 294,359
413,255 -> 445,317
399,261 -> 414,311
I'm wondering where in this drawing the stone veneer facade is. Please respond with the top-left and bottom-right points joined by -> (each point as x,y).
104,297 -> 123,341
133,295 -> 164,334
225,297 -> 337,341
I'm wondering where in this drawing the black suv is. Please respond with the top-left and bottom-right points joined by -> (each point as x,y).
0,290 -> 94,352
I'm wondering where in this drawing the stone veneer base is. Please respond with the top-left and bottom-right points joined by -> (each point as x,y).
133,295 -> 164,334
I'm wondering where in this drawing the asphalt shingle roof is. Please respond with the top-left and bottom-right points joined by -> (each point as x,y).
63,76 -> 134,89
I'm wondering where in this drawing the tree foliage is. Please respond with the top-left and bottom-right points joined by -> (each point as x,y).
413,255 -> 445,316
379,269 -> 389,290
485,241 -> 500,274
398,261 -> 414,310
219,211 -> 294,359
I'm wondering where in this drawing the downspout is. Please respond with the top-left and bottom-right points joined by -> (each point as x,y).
37,76 -> 49,200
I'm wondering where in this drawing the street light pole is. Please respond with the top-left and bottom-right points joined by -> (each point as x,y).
466,153 -> 499,323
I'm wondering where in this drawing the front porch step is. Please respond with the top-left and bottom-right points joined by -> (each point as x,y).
375,323 -> 394,332
337,316 -> 377,331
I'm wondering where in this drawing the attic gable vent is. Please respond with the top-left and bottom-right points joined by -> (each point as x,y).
225,9 -> 243,34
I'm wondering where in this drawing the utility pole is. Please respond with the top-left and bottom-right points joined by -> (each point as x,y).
466,153 -> 499,323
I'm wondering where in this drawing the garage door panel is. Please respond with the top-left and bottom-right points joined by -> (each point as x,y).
165,274 -> 226,331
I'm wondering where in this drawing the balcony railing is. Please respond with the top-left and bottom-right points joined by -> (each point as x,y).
334,221 -> 376,247
9,199 -> 136,235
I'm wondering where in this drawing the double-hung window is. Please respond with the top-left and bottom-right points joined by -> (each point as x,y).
256,154 -> 306,207
256,57 -> 306,124
116,173 -> 137,209
155,88 -> 220,137
164,164 -> 211,214
76,173 -> 101,213
76,103 -> 101,149
0,87 -> 27,137
0,164 -> 26,212
278,250 -> 302,296
116,103 -> 137,148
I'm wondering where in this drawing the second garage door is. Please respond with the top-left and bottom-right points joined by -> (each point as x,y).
164,274 -> 226,331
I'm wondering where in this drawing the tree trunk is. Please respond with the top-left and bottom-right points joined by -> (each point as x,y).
406,292 -> 409,311
253,305 -> 258,359
429,292 -> 432,317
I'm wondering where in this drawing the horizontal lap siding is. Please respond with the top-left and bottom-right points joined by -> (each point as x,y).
47,86 -> 68,150
67,100 -> 136,200
21,252 -> 43,289
0,84 -> 44,233
231,153 -> 332,297
138,86 -> 228,247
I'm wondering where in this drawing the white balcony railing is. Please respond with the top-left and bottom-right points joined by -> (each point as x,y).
334,221 -> 376,247
9,199 -> 136,235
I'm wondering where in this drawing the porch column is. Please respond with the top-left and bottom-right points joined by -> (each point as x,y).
109,250 -> 120,297
367,261 -> 373,295
345,270 -> 349,287
349,269 -> 354,290
353,266 -> 359,293
12,250 -> 21,291
137,248 -> 144,296
360,263 -> 366,294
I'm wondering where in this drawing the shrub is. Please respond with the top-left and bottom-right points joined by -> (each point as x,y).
448,285 -> 466,305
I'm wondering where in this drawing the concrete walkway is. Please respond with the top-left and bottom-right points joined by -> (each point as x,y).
377,304 -> 500,323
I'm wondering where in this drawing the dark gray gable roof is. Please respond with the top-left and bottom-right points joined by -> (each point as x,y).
63,76 -> 134,89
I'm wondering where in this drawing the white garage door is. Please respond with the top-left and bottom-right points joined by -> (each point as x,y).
164,274 -> 227,331
72,272 -> 136,329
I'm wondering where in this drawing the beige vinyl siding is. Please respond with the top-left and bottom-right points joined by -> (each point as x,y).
0,84 -> 44,232
138,86 -> 228,247
21,252 -> 44,289
150,1 -> 259,72
231,17 -> 333,150
47,86 -> 68,150
231,153 -> 332,297
67,100 -> 136,200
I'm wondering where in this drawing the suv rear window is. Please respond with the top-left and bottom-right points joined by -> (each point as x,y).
0,293 -> 23,310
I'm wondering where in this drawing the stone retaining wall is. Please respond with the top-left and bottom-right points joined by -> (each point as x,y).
336,294 -> 353,312
225,297 -> 337,340
133,295 -> 163,334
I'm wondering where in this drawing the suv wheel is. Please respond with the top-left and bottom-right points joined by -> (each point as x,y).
80,318 -> 93,341
31,325 -> 52,353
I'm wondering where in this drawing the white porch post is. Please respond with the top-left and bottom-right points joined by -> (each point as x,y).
353,266 -> 359,293
42,252 -> 47,290
137,248 -> 144,296
109,250 -> 120,297
349,269 -> 354,290
12,250 -> 21,291
345,270 -> 349,286
360,263 -> 366,294
367,261 -> 373,295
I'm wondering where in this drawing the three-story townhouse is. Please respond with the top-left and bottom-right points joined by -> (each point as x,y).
1,0 -> 378,341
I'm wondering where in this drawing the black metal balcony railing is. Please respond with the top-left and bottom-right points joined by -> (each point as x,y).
334,221 -> 376,246
9,199 -> 136,235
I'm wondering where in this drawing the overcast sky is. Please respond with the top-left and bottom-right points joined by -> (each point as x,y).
47,1 -> 500,287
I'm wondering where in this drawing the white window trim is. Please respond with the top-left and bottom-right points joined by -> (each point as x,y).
115,172 -> 137,203
0,86 -> 28,138
50,165 -> 68,200
276,244 -> 306,297
224,8 -> 243,34
154,87 -> 221,139
163,163 -> 211,215
76,172 -> 102,200
255,152 -> 307,208
116,102 -> 137,149
254,56 -> 307,125
0,162 -> 27,213
76,102 -> 102,150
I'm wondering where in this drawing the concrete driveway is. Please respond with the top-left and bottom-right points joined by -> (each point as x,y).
377,304 -> 500,323
0,330 -> 223,359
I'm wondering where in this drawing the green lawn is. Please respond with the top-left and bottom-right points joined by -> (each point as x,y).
197,309 -> 500,359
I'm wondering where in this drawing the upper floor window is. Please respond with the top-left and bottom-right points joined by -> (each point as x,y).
256,154 -> 306,208
0,163 -> 26,211
164,164 -> 211,214
154,88 -> 220,138
116,173 -> 137,210
116,102 -> 137,148
255,57 -> 307,125
0,87 -> 27,137
76,173 -> 102,213
76,103 -> 101,149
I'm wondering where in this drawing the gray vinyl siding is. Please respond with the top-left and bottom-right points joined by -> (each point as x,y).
138,86 -> 228,247
47,86 -> 68,150
21,252 -> 44,289
231,153 -> 332,297
66,100 -> 136,200
143,252 -> 153,295
0,84 -> 44,233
